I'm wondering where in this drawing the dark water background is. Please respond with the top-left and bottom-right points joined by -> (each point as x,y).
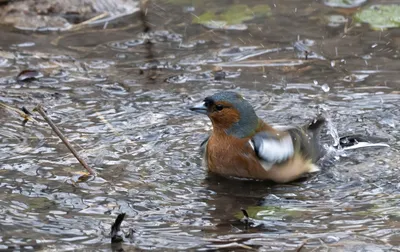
0,0 -> 399,251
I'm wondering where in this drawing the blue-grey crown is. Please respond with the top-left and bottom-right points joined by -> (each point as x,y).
208,91 -> 259,138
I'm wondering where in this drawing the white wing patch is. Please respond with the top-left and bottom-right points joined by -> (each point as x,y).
251,133 -> 294,164
248,140 -> 255,151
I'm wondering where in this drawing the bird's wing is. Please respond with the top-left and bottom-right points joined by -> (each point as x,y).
250,131 -> 294,164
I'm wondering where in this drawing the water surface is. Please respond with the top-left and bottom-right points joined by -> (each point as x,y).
0,0 -> 399,251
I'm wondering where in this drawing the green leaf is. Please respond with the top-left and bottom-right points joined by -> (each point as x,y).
192,4 -> 271,28
193,11 -> 217,25
354,5 -> 400,29
220,4 -> 254,24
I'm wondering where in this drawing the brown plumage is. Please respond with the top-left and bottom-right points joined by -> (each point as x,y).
191,91 -> 324,183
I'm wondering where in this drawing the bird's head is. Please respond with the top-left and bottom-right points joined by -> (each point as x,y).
190,91 -> 259,138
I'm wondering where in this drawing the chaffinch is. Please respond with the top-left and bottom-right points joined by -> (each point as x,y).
190,91 -> 325,183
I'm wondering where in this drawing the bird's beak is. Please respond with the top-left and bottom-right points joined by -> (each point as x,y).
190,102 -> 208,115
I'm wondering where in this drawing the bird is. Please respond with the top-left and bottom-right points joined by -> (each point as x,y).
190,91 -> 325,183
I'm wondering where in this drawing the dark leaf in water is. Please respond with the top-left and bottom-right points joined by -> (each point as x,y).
21,106 -> 32,115
16,69 -> 44,82
111,213 -> 126,243
76,173 -> 92,183
51,92 -> 62,99
214,71 -> 226,81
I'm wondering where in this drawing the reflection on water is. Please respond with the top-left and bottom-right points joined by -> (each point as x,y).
0,0 -> 399,251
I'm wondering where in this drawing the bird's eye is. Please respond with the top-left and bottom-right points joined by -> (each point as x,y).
215,104 -> 224,111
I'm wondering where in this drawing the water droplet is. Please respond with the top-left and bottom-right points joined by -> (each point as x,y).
183,6 -> 195,13
225,71 -> 241,78
0,57 -> 10,67
116,53 -> 127,59
108,42 -> 128,49
15,42 -> 35,47
343,74 -> 369,82
165,74 -> 188,84
203,21 -> 248,30
321,84 -> 330,92
324,236 -> 340,243
40,78 -> 59,85
185,65 -> 201,72
362,54 -> 372,60
124,39 -> 144,47
86,60 -> 113,69
179,42 -> 196,48
326,15 -> 347,27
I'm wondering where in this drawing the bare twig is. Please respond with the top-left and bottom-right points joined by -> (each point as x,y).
0,102 -> 38,124
34,104 -> 97,176
295,239 -> 309,252
70,12 -> 109,31
139,0 -> 158,81
140,0 -> 151,33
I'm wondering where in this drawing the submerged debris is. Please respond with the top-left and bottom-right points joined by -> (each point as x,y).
111,213 -> 126,243
0,0 -> 139,31
16,69 -> 43,82
213,66 -> 226,81
336,134 -> 390,150
21,106 -> 33,126
294,39 -> 326,60
241,208 -> 250,230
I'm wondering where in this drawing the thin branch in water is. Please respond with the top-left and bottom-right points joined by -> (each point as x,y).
140,0 -> 151,33
139,0 -> 158,81
70,12 -> 109,31
296,239 -> 309,252
0,102 -> 38,125
34,104 -> 97,176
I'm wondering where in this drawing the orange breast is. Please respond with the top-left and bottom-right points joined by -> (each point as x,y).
206,134 -> 265,178
205,132 -> 315,183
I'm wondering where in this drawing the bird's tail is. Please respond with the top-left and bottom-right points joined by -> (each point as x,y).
306,116 -> 326,132
304,116 -> 326,162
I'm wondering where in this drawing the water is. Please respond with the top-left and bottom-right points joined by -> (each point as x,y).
0,0 -> 399,251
